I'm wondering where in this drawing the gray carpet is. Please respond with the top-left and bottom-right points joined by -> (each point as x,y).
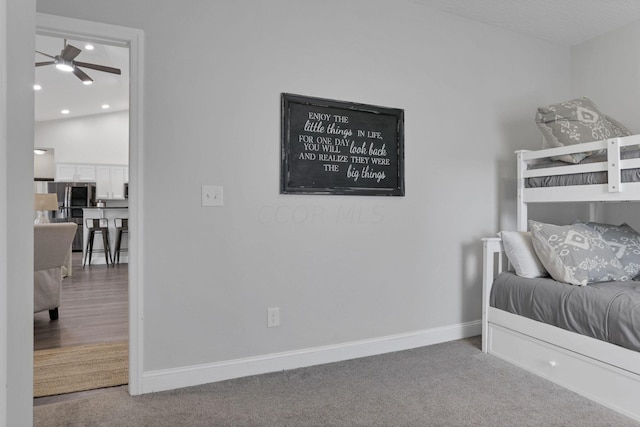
34,337 -> 639,426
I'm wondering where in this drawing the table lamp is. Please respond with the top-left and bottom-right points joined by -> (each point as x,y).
34,193 -> 58,224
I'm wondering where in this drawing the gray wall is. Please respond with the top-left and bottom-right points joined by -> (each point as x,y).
572,20 -> 640,229
35,0 -> 570,373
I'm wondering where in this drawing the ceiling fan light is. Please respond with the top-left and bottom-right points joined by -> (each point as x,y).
55,63 -> 74,72
55,58 -> 74,72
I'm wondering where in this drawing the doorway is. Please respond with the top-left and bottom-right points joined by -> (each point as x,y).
34,13 -> 144,396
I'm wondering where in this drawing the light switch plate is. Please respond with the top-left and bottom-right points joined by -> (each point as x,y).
202,185 -> 223,207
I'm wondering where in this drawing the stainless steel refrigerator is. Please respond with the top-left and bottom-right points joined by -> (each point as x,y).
47,182 -> 95,251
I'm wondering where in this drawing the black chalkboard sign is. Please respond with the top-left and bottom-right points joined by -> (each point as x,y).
281,93 -> 404,196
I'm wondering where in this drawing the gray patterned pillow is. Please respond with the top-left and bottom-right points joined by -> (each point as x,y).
583,222 -> 640,279
535,97 -> 632,164
529,220 -> 629,286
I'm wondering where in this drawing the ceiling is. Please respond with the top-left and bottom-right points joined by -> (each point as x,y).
34,35 -> 129,122
417,0 -> 640,47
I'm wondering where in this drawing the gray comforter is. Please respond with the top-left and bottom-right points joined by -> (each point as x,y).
526,148 -> 640,188
491,272 -> 640,352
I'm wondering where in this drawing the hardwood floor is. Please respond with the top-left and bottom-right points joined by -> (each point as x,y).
34,252 -> 128,351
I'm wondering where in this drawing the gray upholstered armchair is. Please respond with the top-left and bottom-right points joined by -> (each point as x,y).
34,223 -> 77,320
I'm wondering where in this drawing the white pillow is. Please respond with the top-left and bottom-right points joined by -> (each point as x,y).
529,220 -> 629,286
498,231 -> 548,278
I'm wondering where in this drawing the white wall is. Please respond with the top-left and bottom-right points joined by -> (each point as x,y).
2,0 -> 36,425
35,0 -> 570,386
571,20 -> 640,229
572,22 -> 640,134
35,110 -> 129,165
34,150 -> 55,179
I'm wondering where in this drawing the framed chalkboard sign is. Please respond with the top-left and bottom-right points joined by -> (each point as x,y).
281,93 -> 404,196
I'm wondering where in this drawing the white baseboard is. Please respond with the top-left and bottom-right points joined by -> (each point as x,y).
141,320 -> 481,394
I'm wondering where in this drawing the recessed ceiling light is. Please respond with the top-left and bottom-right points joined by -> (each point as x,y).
83,80 -> 93,85
61,109 -> 70,115
85,44 -> 95,50
101,104 -> 110,109
33,84 -> 42,91
34,149 -> 47,155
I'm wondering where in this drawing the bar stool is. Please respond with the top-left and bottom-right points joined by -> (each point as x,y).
113,217 -> 129,264
83,218 -> 113,268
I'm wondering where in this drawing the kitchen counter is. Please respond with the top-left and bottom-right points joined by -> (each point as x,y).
82,207 -> 128,265
83,206 -> 129,209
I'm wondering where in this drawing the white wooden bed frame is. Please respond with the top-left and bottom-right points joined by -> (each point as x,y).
482,134 -> 640,422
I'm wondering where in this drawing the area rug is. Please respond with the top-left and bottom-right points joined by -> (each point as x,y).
34,341 -> 128,397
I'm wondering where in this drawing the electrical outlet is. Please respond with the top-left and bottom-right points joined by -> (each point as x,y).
202,185 -> 223,207
267,307 -> 280,328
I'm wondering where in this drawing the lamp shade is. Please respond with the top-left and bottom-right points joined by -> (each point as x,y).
34,193 -> 58,211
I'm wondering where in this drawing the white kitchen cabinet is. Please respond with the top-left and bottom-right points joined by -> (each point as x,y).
55,163 -> 96,182
96,165 -> 128,199
110,166 -> 127,199
95,166 -> 110,199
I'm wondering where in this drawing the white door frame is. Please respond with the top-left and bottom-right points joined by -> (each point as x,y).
36,13 -> 145,395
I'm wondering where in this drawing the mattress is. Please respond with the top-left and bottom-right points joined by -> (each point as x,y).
490,271 -> 640,352
526,148 -> 640,188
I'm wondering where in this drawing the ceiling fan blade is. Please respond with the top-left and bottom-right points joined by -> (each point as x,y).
60,44 -> 82,61
75,61 -> 121,75
35,61 -> 55,67
35,50 -> 55,59
73,66 -> 93,83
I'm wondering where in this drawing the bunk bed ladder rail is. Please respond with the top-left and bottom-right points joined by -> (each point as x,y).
607,137 -> 621,193
516,150 -> 528,232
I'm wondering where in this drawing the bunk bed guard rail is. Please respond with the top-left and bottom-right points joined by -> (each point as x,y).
516,135 -> 640,231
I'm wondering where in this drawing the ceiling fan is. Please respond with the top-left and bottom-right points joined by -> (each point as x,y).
35,39 -> 121,84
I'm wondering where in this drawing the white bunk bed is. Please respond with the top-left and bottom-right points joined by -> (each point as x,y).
482,134 -> 640,422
